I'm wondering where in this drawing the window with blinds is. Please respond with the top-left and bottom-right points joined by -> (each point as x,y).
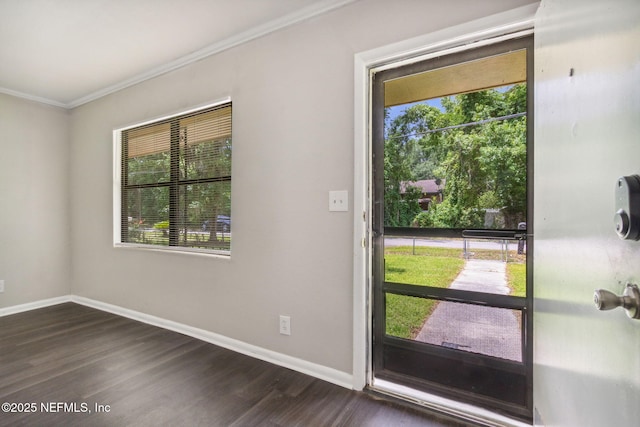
119,102 -> 232,255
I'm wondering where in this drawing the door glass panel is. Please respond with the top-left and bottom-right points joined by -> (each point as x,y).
372,37 -> 533,420
385,294 -> 523,362
385,236 -> 526,297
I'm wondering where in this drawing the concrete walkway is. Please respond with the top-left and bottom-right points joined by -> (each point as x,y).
414,259 -> 522,362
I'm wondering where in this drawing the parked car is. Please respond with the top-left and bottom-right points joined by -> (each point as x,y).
216,215 -> 231,233
204,215 -> 231,233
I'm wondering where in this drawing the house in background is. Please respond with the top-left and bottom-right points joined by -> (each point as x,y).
400,179 -> 445,211
1,0 -> 639,426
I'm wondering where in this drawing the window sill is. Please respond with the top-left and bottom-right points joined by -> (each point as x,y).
114,243 -> 231,259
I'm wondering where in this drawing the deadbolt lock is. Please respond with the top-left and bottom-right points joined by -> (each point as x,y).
614,175 -> 640,240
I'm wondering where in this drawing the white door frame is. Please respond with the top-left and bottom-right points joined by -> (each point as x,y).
351,1 -> 538,417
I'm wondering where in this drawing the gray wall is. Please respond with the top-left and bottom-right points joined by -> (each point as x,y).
0,93 -> 71,307
533,0 -> 640,425
68,0 -> 534,376
16,2 -> 640,424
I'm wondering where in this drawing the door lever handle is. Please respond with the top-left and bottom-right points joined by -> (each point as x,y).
594,283 -> 640,319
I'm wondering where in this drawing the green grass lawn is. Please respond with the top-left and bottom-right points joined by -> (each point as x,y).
506,262 -> 526,297
384,245 -> 526,339
385,247 -> 464,339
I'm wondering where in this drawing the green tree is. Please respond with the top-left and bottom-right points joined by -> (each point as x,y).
126,151 -> 170,238
385,83 -> 527,229
179,135 -> 232,245
384,104 -> 444,226
125,135 -> 232,246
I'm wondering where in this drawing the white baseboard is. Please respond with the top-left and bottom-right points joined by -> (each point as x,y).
0,295 -> 72,317
1,295 -> 353,390
69,296 -> 354,390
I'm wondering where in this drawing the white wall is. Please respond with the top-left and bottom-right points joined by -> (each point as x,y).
0,93 -> 71,308
68,0 -> 535,378
533,0 -> 640,425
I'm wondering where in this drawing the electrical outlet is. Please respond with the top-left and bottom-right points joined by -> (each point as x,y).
0,280 -> 4,293
279,315 -> 291,336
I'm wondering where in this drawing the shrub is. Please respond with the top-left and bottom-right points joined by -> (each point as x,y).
153,220 -> 169,229
153,220 -> 169,236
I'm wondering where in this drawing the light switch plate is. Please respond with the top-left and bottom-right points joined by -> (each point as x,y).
329,190 -> 348,212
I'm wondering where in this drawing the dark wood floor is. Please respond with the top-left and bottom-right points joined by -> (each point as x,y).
0,303 -> 474,427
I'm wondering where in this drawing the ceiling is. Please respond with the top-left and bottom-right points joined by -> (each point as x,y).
0,0 -> 356,109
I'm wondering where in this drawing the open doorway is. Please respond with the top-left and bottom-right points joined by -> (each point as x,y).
369,36 -> 534,423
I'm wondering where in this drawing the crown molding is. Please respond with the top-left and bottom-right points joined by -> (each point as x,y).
1,0 -> 358,110
0,87 -> 68,109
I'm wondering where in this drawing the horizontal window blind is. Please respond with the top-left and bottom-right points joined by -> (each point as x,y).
121,103 -> 232,254
126,122 -> 171,159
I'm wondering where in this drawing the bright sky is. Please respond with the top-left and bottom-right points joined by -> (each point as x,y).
386,97 -> 443,125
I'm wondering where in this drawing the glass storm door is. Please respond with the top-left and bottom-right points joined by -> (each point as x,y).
371,36 -> 533,422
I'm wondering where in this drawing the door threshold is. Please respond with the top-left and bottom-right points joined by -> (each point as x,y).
371,378 -> 531,427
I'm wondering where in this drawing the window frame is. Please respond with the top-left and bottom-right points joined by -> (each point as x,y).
113,98 -> 232,257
